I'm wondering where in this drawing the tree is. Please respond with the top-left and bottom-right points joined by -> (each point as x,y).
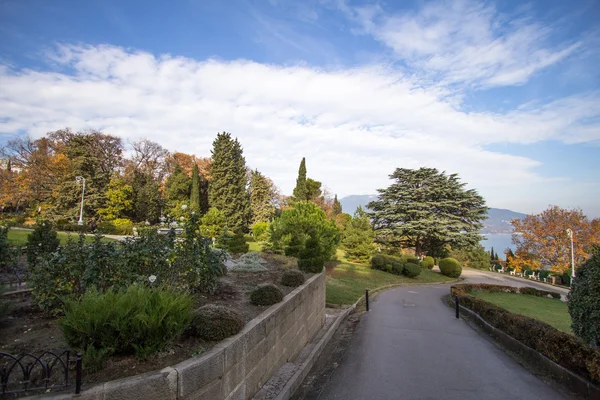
208,133 -> 251,232
190,164 -> 201,212
165,164 -> 191,203
98,175 -> 133,220
249,170 -> 276,225
306,178 -> 322,202
200,207 -> 226,239
131,139 -> 169,181
332,195 -> 342,216
368,168 -> 487,256
269,201 -> 340,261
292,158 -> 308,201
131,171 -> 162,223
342,206 -> 375,262
334,213 -> 352,233
511,206 -> 600,273
568,245 -> 600,347
450,245 -> 491,270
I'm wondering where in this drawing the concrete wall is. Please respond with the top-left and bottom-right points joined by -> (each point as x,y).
71,271 -> 326,400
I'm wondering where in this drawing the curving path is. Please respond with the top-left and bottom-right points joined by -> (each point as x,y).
317,271 -> 570,400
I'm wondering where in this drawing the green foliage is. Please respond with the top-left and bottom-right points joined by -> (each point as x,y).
0,285 -> 11,322
208,132 -> 251,232
568,247 -> 600,347
334,213 -> 352,233
250,283 -> 284,306
332,195 -> 342,216
0,226 -> 10,266
450,245 -> 491,270
439,257 -> 463,278
305,178 -> 322,202
26,220 -> 60,266
227,231 -> 249,254
281,270 -> 305,287
98,176 -> 132,220
190,164 -> 201,212
60,285 -> 192,360
292,157 -> 308,201
215,229 -> 233,251
405,256 -> 419,265
98,218 -> 133,235
342,206 -> 375,263
368,168 -> 487,256
200,207 -> 226,238
250,170 -> 276,225
252,222 -> 270,241
165,164 -> 191,203
420,256 -> 435,269
131,171 -> 163,223
269,201 -> 340,263
189,304 -> 244,341
403,262 -> 421,278
370,254 -> 402,272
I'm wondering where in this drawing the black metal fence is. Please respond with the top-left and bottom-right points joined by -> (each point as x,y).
0,351 -> 82,396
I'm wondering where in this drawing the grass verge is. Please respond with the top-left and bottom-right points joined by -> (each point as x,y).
326,250 -> 455,305
470,291 -> 572,334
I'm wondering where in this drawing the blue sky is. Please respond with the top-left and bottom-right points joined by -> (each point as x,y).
1,0 -> 599,216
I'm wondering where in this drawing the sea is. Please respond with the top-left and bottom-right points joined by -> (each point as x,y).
480,233 -> 516,259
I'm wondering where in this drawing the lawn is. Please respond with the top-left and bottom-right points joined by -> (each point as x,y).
7,229 -> 116,246
326,250 -> 455,305
471,291 -> 572,334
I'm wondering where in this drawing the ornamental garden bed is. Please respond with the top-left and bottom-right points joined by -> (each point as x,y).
0,252 -> 310,393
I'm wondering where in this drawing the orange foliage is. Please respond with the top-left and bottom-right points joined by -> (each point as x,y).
511,206 -> 600,273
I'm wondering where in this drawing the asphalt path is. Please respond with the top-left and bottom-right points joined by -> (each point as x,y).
318,270 -> 569,400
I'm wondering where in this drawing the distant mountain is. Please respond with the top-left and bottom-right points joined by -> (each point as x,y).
339,195 -> 527,234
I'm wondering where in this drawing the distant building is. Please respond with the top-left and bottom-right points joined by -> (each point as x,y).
0,157 -> 22,173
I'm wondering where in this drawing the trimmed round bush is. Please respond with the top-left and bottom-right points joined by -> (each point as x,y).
439,258 -> 463,278
405,256 -> 419,265
568,248 -> 600,347
281,270 -> 305,287
189,304 -> 244,341
420,256 -> 434,270
403,262 -> 421,278
250,283 -> 284,306
371,254 -> 386,270
391,262 -> 404,275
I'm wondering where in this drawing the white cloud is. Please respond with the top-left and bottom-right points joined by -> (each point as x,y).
341,0 -> 581,87
0,44 -> 599,215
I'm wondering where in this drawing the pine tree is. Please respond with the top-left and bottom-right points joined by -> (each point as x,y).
368,167 -> 487,256
250,170 -> 275,225
332,195 -> 342,216
190,164 -> 200,212
165,164 -> 191,203
208,132 -> 251,232
293,158 -> 308,201
342,206 -> 375,262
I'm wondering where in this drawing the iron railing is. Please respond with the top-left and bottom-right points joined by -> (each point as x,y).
0,351 -> 82,396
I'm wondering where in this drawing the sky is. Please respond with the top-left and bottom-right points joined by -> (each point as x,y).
1,0 -> 599,217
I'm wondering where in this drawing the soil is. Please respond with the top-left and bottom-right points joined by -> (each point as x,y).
0,252 -> 311,396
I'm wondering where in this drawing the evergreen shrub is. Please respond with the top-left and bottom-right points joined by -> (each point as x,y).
281,270 -> 305,287
26,220 -> 60,266
439,258 -> 463,278
420,256 -> 435,269
60,286 -> 192,361
568,247 -> 600,347
250,284 -> 283,306
403,262 -> 421,278
188,304 -> 244,341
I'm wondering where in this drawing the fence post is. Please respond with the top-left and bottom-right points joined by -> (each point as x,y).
365,289 -> 369,311
454,295 -> 459,319
75,353 -> 82,394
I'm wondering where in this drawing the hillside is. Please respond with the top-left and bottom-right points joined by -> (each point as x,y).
339,195 -> 527,234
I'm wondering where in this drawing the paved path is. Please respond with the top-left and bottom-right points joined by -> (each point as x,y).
459,267 -> 570,296
318,275 -> 569,400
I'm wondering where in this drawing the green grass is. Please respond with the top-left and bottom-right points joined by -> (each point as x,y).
471,291 -> 572,334
7,229 -> 116,246
326,250 -> 455,305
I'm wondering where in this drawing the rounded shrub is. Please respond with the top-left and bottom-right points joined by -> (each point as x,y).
420,256 -> 435,270
281,270 -> 305,287
405,256 -> 419,265
439,258 -> 463,278
391,262 -> 404,275
568,247 -> 600,347
189,304 -> 244,341
250,283 -> 284,306
403,262 -> 422,278
371,254 -> 386,271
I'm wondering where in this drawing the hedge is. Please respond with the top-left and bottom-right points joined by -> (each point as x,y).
453,283 -> 561,299
451,284 -> 600,385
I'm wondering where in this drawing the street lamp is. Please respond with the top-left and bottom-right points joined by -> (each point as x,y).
75,176 -> 86,226
566,228 -> 575,285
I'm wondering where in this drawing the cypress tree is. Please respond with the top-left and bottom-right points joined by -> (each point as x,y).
332,195 -> 342,216
199,173 -> 209,215
490,247 -> 495,260
190,164 -> 200,212
208,132 -> 251,232
293,158 -> 308,201
250,169 -> 275,225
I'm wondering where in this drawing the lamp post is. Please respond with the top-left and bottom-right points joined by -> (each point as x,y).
566,228 -> 575,285
75,176 -> 86,226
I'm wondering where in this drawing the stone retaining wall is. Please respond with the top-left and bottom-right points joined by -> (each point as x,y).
68,271 -> 326,400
